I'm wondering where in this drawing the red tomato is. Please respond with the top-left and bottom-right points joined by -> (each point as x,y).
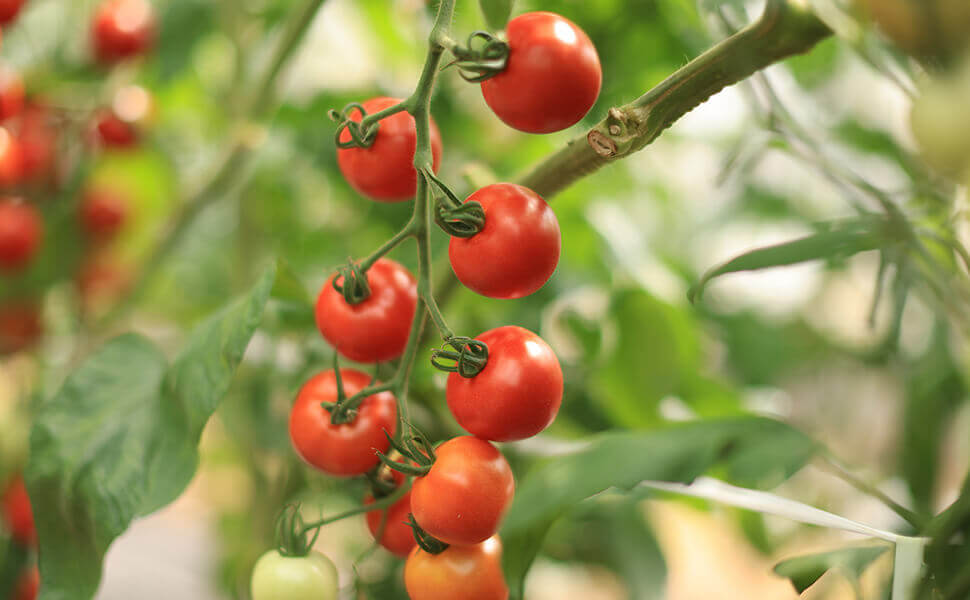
447,326 -> 563,442
2,475 -> 35,546
79,186 -> 128,239
0,300 -> 42,354
411,437 -> 513,546
315,257 -> 417,363
14,102 -> 56,184
0,0 -> 25,25
0,127 -> 22,187
0,65 -> 24,121
336,97 -> 443,202
480,12 -> 601,133
289,369 -> 397,476
0,199 -> 41,271
448,183 -> 560,299
404,535 -> 508,600
94,110 -> 137,148
364,488 -> 415,557
14,567 -> 39,600
91,0 -> 156,64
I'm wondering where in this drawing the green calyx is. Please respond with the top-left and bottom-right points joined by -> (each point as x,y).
275,504 -> 320,558
431,336 -> 489,378
445,31 -> 510,83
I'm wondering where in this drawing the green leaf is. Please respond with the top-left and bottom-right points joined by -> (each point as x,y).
479,0 -> 514,30
27,266 -> 276,600
270,258 -> 313,307
500,417 -> 815,598
688,218 -> 891,303
774,545 -> 890,593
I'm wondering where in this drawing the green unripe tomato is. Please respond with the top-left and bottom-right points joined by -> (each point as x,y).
911,69 -> 970,178
250,550 -> 338,600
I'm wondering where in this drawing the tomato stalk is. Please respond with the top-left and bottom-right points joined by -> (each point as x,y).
296,480 -> 412,537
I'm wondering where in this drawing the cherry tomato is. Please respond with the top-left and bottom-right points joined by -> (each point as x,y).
2,475 -> 35,546
0,126 -> 22,186
0,65 -> 24,121
14,567 -> 39,600
449,183 -> 560,299
79,186 -> 128,239
94,109 -> 137,148
0,0 -> 25,25
250,549 -> 338,600
0,300 -> 42,354
411,437 -> 514,546
447,326 -> 563,441
14,102 -> 57,184
315,257 -> 417,363
336,97 -> 443,202
480,12 -> 601,133
289,369 -> 397,476
0,199 -> 41,272
404,535 -> 508,600
91,0 -> 156,64
364,488 -> 415,557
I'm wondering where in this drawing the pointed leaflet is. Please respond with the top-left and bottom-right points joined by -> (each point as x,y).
27,265 -> 276,600
500,417 -> 816,598
479,0 -> 513,31
688,217 -> 892,303
774,545 -> 890,593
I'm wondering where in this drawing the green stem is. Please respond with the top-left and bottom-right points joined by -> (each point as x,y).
818,453 -> 925,530
359,225 -> 415,271
516,0 -> 831,198
96,0 -> 331,329
299,480 -> 411,534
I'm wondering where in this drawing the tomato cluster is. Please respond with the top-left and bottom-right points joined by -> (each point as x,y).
0,1 -> 156,356
266,8 -> 596,600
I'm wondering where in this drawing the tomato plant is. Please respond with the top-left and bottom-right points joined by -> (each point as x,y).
410,436 -> 514,546
250,549 -> 338,600
404,535 -> 508,600
314,257 -> 418,363
448,183 -> 560,299
0,199 -> 41,272
336,97 -> 443,202
289,368 -> 397,476
480,12 -> 601,133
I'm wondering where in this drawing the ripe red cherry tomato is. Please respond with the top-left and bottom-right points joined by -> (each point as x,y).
315,258 -> 417,363
364,488 -> 415,557
336,97 -> 443,202
481,12 -> 601,133
0,0 -> 25,25
404,535 -> 508,600
0,300 -> 42,354
0,127 -> 22,186
447,326 -> 563,442
411,437 -> 514,546
0,66 -> 24,121
0,199 -> 41,272
80,187 -> 128,239
448,183 -> 560,299
2,475 -> 35,546
289,369 -> 397,476
15,102 -> 57,184
94,110 -> 137,148
91,0 -> 156,64
14,567 -> 39,600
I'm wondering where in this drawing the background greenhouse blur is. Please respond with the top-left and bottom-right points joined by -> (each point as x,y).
0,0 -> 966,599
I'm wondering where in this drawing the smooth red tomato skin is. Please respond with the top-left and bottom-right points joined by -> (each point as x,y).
449,183 -> 560,299
411,437 -> 514,546
481,12 -> 601,133
0,66 -> 24,121
289,369 -> 397,476
447,326 -> 563,442
15,567 -> 39,600
92,0 -> 156,64
0,200 -> 41,271
364,489 -> 416,557
80,187 -> 128,239
95,110 -> 138,148
405,536 -> 508,600
315,258 -> 417,363
336,97 -> 443,202
2,476 -> 35,546
0,0 -> 25,25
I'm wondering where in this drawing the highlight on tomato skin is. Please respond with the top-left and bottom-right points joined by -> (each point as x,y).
91,0 -> 157,65
480,11 -> 602,134
404,535 -> 509,600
